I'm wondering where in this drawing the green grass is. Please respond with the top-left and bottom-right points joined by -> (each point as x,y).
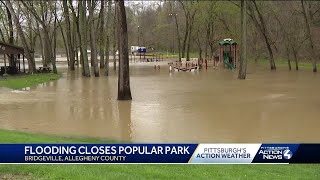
252,57 -> 315,70
0,129 -> 319,179
0,73 -> 61,89
0,129 -> 121,144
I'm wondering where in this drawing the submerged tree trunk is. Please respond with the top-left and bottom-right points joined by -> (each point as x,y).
116,0 -> 132,100
196,31 -> 202,60
71,2 -> 78,67
113,5 -> 117,71
5,0 -> 36,73
186,29 -> 193,61
63,0 -> 75,70
204,26 -> 210,59
88,0 -> 99,77
105,0 -> 112,76
264,33 -> 276,70
79,0 -> 90,77
207,17 -> 215,59
186,10 -> 197,61
238,0 -> 247,79
292,46 -> 299,71
105,36 -> 110,76
301,0 -> 317,72
57,18 -> 70,66
169,1 -> 181,61
99,0 -> 105,69
69,0 -> 83,70
181,17 -> 188,59
286,46 -> 292,71
288,59 -> 292,71
174,14 -> 181,61
186,27 -> 192,61
42,28 -> 52,67
52,1 -> 58,74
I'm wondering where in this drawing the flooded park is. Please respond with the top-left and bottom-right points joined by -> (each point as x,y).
0,0 -> 319,144
0,61 -> 319,143
1,0 -> 320,178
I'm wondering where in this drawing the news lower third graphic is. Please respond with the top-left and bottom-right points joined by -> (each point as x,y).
0,144 -> 319,164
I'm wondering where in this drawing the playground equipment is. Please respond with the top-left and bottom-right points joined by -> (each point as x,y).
218,38 -> 237,70
168,58 -> 199,72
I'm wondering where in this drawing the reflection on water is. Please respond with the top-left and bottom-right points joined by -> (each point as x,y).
0,63 -> 319,143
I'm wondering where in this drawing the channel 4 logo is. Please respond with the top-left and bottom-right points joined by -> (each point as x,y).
283,149 -> 293,160
259,146 -> 293,160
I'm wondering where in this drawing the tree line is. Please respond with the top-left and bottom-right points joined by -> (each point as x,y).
1,0 -> 131,100
127,0 -> 319,72
0,0 -> 319,97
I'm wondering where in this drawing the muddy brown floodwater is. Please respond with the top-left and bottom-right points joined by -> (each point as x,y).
0,62 -> 319,143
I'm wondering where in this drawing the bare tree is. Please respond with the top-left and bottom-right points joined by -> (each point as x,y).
4,0 -> 36,73
22,1 -> 55,69
113,4 -> 117,71
99,0 -> 105,69
248,0 -> 276,70
301,0 -> 317,72
88,0 -> 99,77
104,0 -> 112,76
179,1 -> 199,60
70,0 -> 90,77
169,2 -> 182,61
116,0 -> 132,100
5,5 -> 14,67
238,0 -> 247,79
62,0 -> 75,70
78,0 -> 90,76
52,1 -> 57,73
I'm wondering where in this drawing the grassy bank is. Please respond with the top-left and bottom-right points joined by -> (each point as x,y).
255,58 -> 315,70
0,129 -> 319,179
0,73 -> 61,89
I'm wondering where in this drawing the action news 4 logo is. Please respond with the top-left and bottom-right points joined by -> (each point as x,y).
283,149 -> 293,160
258,146 -> 293,160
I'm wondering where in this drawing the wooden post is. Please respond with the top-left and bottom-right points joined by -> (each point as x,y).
205,59 -> 207,70
23,54 -> 25,73
18,54 -> 20,71
220,46 -> 222,67
4,54 -> 7,74
229,44 -> 232,65
234,44 -> 237,68
133,53 -> 135,62
219,46 -> 222,64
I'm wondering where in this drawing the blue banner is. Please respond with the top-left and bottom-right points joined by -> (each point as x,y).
0,144 -> 319,164
0,144 -> 197,163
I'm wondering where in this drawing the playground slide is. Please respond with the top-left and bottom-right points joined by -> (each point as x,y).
223,57 -> 234,70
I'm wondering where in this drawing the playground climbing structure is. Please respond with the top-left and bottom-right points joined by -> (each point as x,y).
218,38 -> 237,70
